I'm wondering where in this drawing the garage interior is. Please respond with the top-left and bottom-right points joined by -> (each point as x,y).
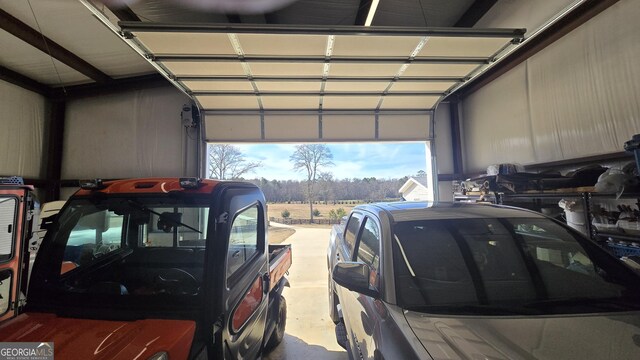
1,0 -> 639,358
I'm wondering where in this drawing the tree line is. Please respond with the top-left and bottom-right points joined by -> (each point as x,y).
208,144 -> 413,220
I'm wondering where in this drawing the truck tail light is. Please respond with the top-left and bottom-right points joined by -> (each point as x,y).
231,276 -> 263,333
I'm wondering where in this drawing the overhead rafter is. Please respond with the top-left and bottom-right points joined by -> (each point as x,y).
49,73 -> 169,101
104,4 -> 141,22
454,0 -> 498,27
0,65 -> 51,96
0,9 -> 111,83
154,55 -> 488,64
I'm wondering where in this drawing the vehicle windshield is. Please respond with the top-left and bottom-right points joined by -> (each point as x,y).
28,195 -> 213,318
392,217 -> 640,315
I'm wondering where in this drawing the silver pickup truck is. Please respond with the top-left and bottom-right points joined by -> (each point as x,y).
327,201 -> 640,360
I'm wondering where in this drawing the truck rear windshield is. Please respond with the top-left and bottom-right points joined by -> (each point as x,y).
392,217 -> 640,315
28,196 -> 212,317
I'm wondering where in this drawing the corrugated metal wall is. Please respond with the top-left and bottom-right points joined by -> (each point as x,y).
461,0 -> 640,172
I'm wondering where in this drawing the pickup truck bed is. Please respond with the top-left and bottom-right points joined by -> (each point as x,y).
268,244 -> 292,291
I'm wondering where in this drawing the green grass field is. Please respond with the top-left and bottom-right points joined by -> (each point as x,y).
267,202 -> 355,220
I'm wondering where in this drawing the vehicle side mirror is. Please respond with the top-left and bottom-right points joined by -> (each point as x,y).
332,262 -> 380,299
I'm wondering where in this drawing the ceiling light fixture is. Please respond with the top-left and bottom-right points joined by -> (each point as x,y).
364,0 -> 380,27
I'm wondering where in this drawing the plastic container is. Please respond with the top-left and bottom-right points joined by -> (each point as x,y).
558,199 -> 587,235
606,242 -> 640,258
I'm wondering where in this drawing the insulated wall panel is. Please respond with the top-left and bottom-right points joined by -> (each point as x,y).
63,87 -> 196,179
0,80 -> 45,178
462,63 -> 533,172
378,114 -> 430,140
322,115 -> 375,140
527,0 -> 640,161
205,115 -> 261,141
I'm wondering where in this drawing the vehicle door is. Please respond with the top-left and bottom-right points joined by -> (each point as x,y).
214,186 -> 269,359
0,186 -> 33,322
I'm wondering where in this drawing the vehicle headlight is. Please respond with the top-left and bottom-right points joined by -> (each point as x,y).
147,351 -> 169,360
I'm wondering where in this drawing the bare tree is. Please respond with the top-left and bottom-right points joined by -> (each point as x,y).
208,144 -> 261,179
290,144 -> 334,222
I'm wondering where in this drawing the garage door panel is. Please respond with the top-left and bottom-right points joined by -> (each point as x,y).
417,37 -> 508,58
183,80 -> 254,91
380,96 -> 439,109
256,81 -> 322,92
206,115 -> 262,141
136,32 -> 235,55
388,81 -> 456,92
329,63 -> 403,77
237,34 -> 327,56
262,96 -> 320,109
196,95 -> 259,109
322,115 -> 375,140
332,36 -> 421,57
249,62 -> 324,76
162,61 -> 246,76
402,63 -> 480,77
324,81 -> 391,92
323,96 -> 381,109
378,114 -> 430,140
264,115 -> 318,140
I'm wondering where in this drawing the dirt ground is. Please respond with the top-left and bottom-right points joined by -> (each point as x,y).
268,226 -> 296,244
267,203 -> 355,220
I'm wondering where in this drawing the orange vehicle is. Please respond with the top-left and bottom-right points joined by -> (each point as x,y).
0,177 -> 291,359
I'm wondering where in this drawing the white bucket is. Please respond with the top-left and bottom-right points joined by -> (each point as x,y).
559,199 -> 587,235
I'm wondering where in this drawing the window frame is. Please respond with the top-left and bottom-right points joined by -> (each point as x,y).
0,196 -> 18,264
355,216 -> 382,290
344,212 -> 364,260
226,202 -> 264,283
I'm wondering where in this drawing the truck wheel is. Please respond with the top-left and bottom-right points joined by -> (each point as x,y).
264,296 -> 287,353
328,273 -> 340,324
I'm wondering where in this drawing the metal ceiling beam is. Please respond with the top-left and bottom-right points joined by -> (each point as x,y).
0,9 -> 111,83
202,108 -> 434,113
156,55 -> 488,64
0,65 -> 51,96
121,22 -> 525,38
104,4 -> 141,22
354,0 -> 374,26
49,74 -> 168,101
178,75 -> 464,82
456,0 -> 620,98
193,91 -> 443,96
454,0 -> 498,27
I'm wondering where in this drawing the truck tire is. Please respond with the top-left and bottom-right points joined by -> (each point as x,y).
328,272 -> 340,324
264,295 -> 287,353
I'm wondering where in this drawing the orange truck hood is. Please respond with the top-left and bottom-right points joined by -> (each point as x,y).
0,313 -> 195,360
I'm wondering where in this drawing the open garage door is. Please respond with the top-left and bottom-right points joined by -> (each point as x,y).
118,23 -> 523,142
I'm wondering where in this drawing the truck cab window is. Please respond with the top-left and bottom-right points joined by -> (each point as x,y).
0,198 -> 17,261
227,206 -> 259,279
65,210 -> 123,267
356,218 -> 381,288
344,214 -> 363,258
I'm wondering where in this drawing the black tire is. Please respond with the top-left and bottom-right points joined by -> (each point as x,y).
264,296 -> 287,353
328,272 -> 340,324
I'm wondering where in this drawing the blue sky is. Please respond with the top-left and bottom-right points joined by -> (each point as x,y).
230,142 -> 428,180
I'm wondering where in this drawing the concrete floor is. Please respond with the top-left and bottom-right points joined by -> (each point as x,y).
265,225 -> 347,360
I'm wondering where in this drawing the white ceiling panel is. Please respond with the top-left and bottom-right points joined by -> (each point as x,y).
162,61 -> 246,76
418,37 -> 509,58
329,64 -> 403,77
136,32 -> 236,55
256,81 -> 322,92
380,96 -> 440,109
323,96 -> 381,109
388,81 -> 457,92
249,62 -> 324,76
332,35 -> 421,57
0,31 -> 90,85
196,95 -> 259,109
402,63 -> 480,77
182,81 -> 254,91
261,96 -> 320,109
324,81 -> 391,92
238,34 -> 327,56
